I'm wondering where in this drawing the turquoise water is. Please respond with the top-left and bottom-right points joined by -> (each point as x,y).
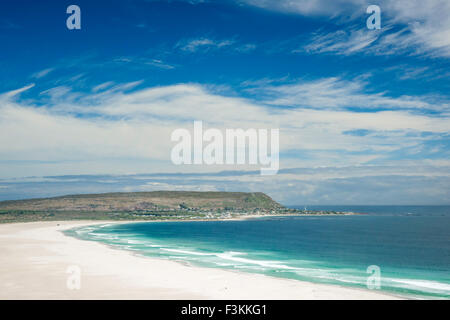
65,206 -> 450,299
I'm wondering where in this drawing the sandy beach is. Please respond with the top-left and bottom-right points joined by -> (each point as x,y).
0,221 -> 401,300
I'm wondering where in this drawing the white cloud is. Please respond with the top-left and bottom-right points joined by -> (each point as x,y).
178,38 -> 235,52
176,37 -> 256,53
394,66 -> 431,80
248,77 -> 450,113
1,84 -> 35,98
385,0 -> 450,57
144,59 -> 175,69
242,0 -> 450,58
31,68 -> 54,79
112,56 -> 175,70
92,81 -> 115,92
302,28 -> 381,55
239,0 -> 363,17
0,79 -> 449,178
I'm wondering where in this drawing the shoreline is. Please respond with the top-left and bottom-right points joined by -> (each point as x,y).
0,220 -> 401,300
0,211 -> 360,225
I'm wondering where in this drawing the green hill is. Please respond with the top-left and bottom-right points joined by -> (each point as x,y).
0,191 -> 285,223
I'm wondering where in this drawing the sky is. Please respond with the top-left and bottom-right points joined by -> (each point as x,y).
0,0 -> 449,205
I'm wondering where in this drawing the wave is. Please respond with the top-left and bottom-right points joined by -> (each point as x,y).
388,278 -> 450,293
161,248 -> 216,256
216,251 -> 299,271
68,224 -> 450,299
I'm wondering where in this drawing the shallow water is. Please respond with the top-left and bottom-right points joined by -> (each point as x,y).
65,206 -> 450,299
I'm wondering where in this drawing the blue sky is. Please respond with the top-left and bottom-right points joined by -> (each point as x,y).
0,0 -> 449,204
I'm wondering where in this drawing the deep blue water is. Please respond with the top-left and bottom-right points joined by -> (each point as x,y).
66,206 -> 450,299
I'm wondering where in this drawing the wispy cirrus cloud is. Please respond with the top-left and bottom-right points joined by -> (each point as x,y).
92,81 -> 115,93
245,76 -> 450,113
1,83 -> 35,98
301,27 -> 382,56
31,68 -> 54,79
302,25 -> 450,58
177,37 -> 235,52
241,0 -> 450,58
112,56 -> 176,70
144,59 -> 176,69
238,0 -> 363,17
176,36 -> 257,54
390,66 -> 431,81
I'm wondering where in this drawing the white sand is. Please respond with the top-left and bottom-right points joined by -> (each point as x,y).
0,221 -> 401,300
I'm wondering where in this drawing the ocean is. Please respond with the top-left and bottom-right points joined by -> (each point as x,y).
65,205 -> 450,299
